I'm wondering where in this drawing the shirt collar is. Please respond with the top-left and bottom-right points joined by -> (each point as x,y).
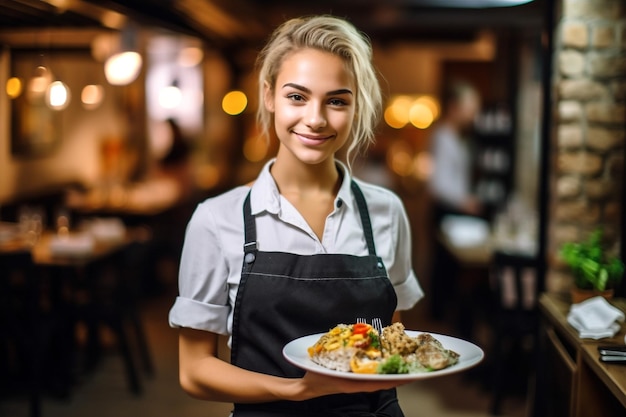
249,158 -> 354,215
335,160 -> 354,211
249,159 -> 280,215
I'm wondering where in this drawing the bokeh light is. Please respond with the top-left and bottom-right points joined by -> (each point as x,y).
6,77 -> 22,99
413,151 -> 432,181
46,80 -> 70,110
384,94 -> 440,130
222,90 -> 248,115
104,51 -> 142,85
415,95 -> 440,120
384,95 -> 412,129
81,84 -> 105,110
243,136 -> 268,162
178,46 -> 204,67
386,141 -> 414,177
158,85 -> 183,109
27,65 -> 52,103
409,102 -> 433,129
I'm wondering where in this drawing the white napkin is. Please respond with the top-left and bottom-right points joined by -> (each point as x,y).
567,296 -> 625,339
49,233 -> 95,257
440,215 -> 489,247
88,217 -> 126,243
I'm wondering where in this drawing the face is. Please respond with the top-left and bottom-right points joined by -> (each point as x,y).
264,48 -> 356,167
456,92 -> 480,130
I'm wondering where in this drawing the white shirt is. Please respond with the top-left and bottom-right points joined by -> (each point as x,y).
429,123 -> 473,208
168,159 -> 423,338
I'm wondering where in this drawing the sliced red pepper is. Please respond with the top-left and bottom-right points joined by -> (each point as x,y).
352,322 -> 370,336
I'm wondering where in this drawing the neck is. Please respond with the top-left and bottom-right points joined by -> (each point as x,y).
270,154 -> 341,195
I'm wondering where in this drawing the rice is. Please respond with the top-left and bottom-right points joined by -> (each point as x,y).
310,346 -> 357,372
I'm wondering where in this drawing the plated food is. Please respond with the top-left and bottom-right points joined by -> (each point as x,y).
307,322 -> 460,375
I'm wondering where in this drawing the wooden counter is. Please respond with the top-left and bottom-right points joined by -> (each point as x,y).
537,293 -> 626,417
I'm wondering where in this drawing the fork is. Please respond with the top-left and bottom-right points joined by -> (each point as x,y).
356,317 -> 383,336
372,317 -> 383,335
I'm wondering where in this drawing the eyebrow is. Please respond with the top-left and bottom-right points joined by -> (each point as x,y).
282,82 -> 353,96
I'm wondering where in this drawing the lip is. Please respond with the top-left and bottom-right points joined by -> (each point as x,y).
294,131 -> 334,145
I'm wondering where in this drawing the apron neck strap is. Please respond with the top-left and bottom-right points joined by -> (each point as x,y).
243,192 -> 257,253
350,181 -> 377,256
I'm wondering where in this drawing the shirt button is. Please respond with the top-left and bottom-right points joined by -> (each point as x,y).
336,199 -> 343,208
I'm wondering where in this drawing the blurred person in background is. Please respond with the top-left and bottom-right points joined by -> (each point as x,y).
427,80 -> 482,321
428,80 -> 482,223
157,118 -> 194,200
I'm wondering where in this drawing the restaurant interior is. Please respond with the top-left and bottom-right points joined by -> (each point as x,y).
1,0 -> 625,416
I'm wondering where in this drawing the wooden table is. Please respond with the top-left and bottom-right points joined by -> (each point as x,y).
65,178 -> 181,218
537,293 -> 626,417
30,229 -> 148,267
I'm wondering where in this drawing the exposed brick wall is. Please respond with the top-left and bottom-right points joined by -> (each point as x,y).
548,0 -> 626,293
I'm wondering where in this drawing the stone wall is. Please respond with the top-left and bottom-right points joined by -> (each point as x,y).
548,0 -> 626,293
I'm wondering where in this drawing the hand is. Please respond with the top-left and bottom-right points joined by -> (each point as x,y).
292,371 -> 409,401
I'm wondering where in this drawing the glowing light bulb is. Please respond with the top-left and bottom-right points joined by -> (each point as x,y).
81,84 -> 105,109
104,51 -> 142,85
46,81 -> 70,110
158,85 -> 183,109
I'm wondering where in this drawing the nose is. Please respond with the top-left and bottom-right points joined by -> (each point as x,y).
305,102 -> 327,130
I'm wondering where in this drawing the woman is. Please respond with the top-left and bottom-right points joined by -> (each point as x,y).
169,15 -> 423,416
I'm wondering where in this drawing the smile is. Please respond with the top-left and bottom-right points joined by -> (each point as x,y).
294,132 -> 335,144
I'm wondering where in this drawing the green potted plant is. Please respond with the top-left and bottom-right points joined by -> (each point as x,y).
560,228 -> 624,303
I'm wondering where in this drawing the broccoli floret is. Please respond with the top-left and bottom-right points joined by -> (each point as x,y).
368,331 -> 380,350
377,354 -> 409,374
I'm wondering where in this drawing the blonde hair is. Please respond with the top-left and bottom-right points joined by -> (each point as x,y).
256,15 -> 382,169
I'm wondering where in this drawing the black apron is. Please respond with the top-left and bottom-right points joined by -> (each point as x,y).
231,181 -> 403,417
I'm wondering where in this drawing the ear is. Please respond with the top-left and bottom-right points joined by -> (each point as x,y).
263,81 -> 275,112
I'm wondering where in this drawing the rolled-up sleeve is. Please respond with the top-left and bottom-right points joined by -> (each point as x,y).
169,297 -> 230,334
393,270 -> 422,311
168,202 -> 231,335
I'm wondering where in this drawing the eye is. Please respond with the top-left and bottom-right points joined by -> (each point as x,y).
287,93 -> 305,102
328,98 -> 348,106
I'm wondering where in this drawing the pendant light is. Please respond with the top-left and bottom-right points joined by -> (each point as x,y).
46,80 -> 71,110
104,24 -> 143,86
158,79 -> 183,110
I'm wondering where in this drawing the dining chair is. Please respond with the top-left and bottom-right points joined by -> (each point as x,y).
75,241 -> 154,395
0,250 -> 72,417
487,250 -> 541,416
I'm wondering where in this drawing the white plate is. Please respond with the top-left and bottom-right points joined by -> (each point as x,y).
282,331 -> 484,381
